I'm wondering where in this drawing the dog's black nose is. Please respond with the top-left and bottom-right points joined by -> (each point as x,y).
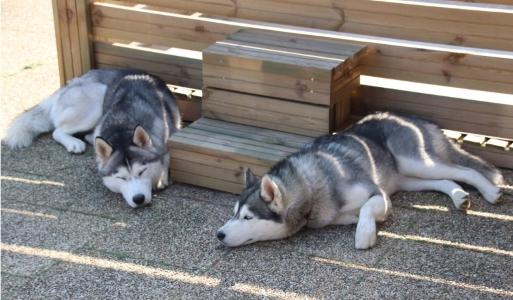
217,231 -> 226,241
133,194 -> 145,205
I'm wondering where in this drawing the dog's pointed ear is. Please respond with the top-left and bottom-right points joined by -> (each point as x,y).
133,125 -> 152,148
95,137 -> 112,164
260,175 -> 283,211
244,168 -> 257,188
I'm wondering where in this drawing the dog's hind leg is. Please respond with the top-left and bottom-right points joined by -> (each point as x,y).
398,177 -> 469,210
355,193 -> 390,249
396,157 -> 501,204
50,83 -> 105,153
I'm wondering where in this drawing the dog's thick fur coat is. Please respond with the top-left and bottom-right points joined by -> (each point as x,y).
217,112 -> 503,249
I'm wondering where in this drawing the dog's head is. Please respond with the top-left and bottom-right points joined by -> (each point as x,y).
217,168 -> 289,247
95,125 -> 168,208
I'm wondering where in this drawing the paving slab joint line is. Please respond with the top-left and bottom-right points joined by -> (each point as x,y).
199,248 -> 231,274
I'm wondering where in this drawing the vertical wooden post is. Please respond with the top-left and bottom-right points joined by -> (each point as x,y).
52,0 -> 93,86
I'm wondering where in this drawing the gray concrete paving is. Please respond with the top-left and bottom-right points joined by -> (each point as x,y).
1,1 -> 513,299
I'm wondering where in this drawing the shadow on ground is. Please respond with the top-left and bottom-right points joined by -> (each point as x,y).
1,136 -> 513,299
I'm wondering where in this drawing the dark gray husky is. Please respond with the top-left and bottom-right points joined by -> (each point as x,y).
217,112 -> 503,249
4,69 -> 181,208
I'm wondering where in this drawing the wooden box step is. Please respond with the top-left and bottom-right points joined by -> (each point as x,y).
202,88 -> 330,137
168,117 -> 314,194
202,29 -> 367,107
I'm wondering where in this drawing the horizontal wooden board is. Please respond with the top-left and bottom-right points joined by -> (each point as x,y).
355,86 -> 513,139
133,0 -> 236,16
94,41 -> 202,88
114,0 -> 513,50
91,1 -> 513,95
461,144 -> 513,169
202,88 -> 329,137
171,170 -> 243,194
191,118 -> 314,148
336,1 -> 513,51
171,148 -> 269,176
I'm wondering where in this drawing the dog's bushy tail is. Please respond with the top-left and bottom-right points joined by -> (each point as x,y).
3,90 -> 58,149
449,142 -> 504,186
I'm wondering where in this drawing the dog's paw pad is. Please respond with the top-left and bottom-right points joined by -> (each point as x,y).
355,220 -> 377,250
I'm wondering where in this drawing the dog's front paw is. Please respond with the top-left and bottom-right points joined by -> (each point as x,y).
355,219 -> 377,250
65,139 -> 86,154
451,188 -> 470,210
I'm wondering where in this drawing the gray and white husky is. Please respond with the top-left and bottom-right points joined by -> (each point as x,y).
4,69 -> 181,208
217,112 -> 503,249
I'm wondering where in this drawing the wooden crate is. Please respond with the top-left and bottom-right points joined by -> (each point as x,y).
203,29 -> 367,106
169,118 -> 313,194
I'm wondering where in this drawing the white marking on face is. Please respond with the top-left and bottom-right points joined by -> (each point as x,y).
101,160 -> 167,208
217,205 -> 288,247
233,202 -> 240,215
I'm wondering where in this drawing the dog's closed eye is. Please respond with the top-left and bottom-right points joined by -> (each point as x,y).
243,216 -> 253,220
138,168 -> 147,176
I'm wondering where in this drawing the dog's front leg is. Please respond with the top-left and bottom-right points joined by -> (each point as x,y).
355,194 -> 390,249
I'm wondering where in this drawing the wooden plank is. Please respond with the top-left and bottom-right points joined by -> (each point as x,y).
334,0 -> 513,26
171,159 -> 243,184
204,43 -> 337,73
357,86 -> 513,139
127,0 -> 236,16
55,0 -> 74,82
76,0 -> 93,72
171,149 -> 269,176
95,53 -> 202,88
202,89 -> 329,136
66,0 -> 82,75
228,29 -> 366,58
236,0 -> 343,30
52,0 -> 66,86
339,22 -> 513,51
169,135 -> 279,166
192,118 -> 313,148
173,130 -> 294,158
334,0 -> 513,50
202,109 -> 326,137
93,27 -> 210,51
90,1 -> 513,94
205,88 -> 329,120
343,9 -> 513,42
202,62 -> 331,92
462,144 -> 513,169
180,128 -> 299,153
171,170 -> 242,194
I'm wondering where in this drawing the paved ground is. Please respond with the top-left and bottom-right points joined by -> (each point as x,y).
2,1 -> 513,299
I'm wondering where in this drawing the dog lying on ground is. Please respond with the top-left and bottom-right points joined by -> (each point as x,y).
4,69 -> 181,208
217,112 -> 503,249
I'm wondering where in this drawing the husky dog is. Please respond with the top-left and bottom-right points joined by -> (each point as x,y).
217,112 -> 503,249
4,69 -> 181,208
